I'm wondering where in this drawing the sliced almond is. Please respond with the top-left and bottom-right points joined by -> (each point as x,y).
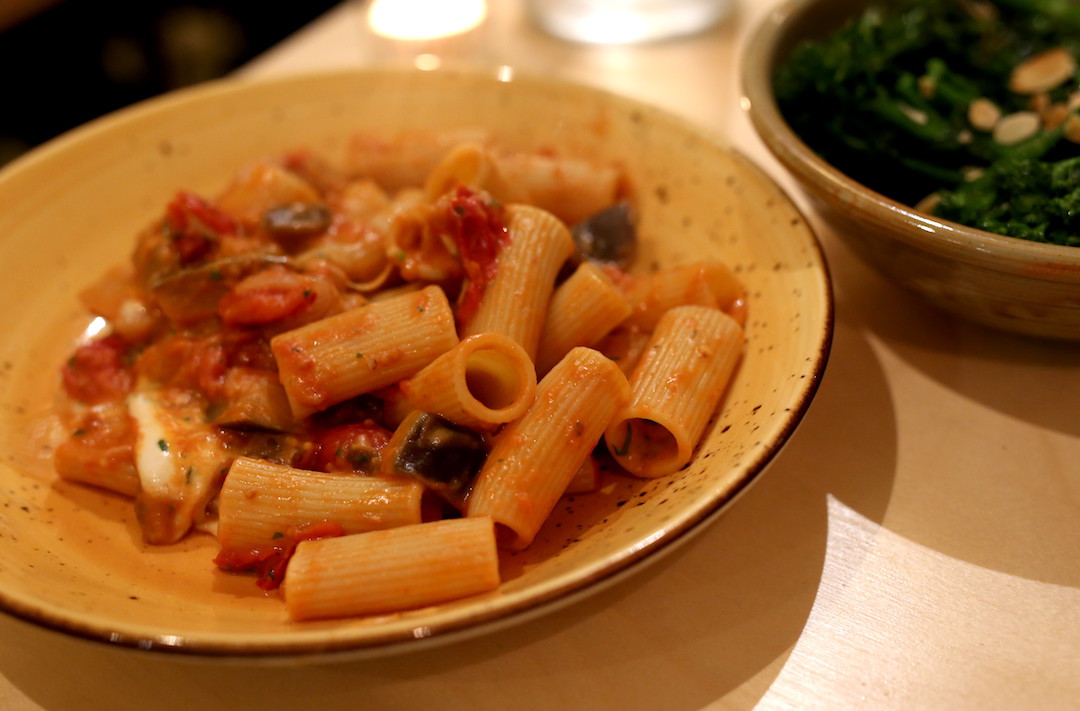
1008,47 -> 1077,95
993,111 -> 1041,145
968,97 -> 1002,131
961,166 -> 985,182
899,103 -> 928,126
1065,114 -> 1080,143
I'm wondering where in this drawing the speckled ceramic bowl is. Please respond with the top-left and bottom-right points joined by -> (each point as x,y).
743,0 -> 1080,340
0,68 -> 832,659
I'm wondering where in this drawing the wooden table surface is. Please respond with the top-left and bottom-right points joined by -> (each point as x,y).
1,1 -> 1078,709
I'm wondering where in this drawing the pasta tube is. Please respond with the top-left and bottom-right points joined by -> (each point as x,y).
605,305 -> 744,478
535,261 -> 632,375
284,516 -> 500,620
461,204 -> 574,359
467,346 -> 630,550
485,151 -> 622,227
624,260 -> 747,331
346,129 -> 492,192
385,196 -> 462,283
422,142 -> 491,201
400,332 -> 536,430
53,402 -> 141,497
216,456 -> 426,553
215,160 -> 322,227
271,285 -> 458,417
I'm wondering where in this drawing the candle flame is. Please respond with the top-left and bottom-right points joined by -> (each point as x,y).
368,0 -> 487,41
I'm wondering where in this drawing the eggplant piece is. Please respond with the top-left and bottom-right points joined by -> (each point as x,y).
384,411 -> 488,509
571,201 -> 637,267
264,202 -> 332,246
147,252 -> 287,324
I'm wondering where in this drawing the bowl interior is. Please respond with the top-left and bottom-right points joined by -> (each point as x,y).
743,0 -> 1080,265
743,0 -> 1080,339
742,0 -> 984,247
0,68 -> 832,657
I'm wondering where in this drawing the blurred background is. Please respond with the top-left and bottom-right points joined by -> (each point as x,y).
0,0 -> 340,167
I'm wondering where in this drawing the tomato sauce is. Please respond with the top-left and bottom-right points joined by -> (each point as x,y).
439,186 -> 509,325
218,266 -> 318,326
213,521 -> 346,590
311,421 -> 393,474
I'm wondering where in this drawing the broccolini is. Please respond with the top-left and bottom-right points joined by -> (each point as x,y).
775,0 -> 1080,246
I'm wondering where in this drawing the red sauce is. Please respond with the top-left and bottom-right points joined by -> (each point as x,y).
135,334 -> 228,402
61,334 -> 133,405
311,421 -> 392,474
165,190 -> 239,237
213,520 -> 346,590
164,190 -> 240,265
218,266 -> 318,327
439,186 -> 508,325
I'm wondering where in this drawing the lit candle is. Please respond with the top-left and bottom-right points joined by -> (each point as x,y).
368,0 -> 487,40
364,0 -> 491,70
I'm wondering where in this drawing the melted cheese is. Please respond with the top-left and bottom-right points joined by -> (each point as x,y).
128,391 -> 178,497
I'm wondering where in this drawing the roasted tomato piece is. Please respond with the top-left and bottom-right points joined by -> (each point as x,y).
164,190 -> 239,265
214,521 -> 345,590
135,333 -> 227,401
218,265 -> 340,328
61,334 -> 134,405
313,421 -> 392,474
435,186 -> 508,325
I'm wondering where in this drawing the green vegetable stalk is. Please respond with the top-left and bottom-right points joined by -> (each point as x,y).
775,0 -> 1080,246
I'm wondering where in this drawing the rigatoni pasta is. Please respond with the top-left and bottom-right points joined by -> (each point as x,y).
460,204 -> 575,359
52,131 -> 748,622
605,305 -> 745,477
285,517 -> 500,621
535,261 -> 632,375
271,285 -> 459,418
483,149 -> 623,227
623,260 -> 747,330
216,456 -> 426,553
400,332 -> 536,430
467,346 -> 630,549
422,142 -> 491,201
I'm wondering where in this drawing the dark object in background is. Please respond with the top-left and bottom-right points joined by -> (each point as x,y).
0,0 -> 339,166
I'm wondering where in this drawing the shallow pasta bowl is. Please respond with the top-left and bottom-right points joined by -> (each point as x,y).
0,67 -> 832,658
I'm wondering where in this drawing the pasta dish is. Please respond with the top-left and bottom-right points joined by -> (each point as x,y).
54,132 -> 747,621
